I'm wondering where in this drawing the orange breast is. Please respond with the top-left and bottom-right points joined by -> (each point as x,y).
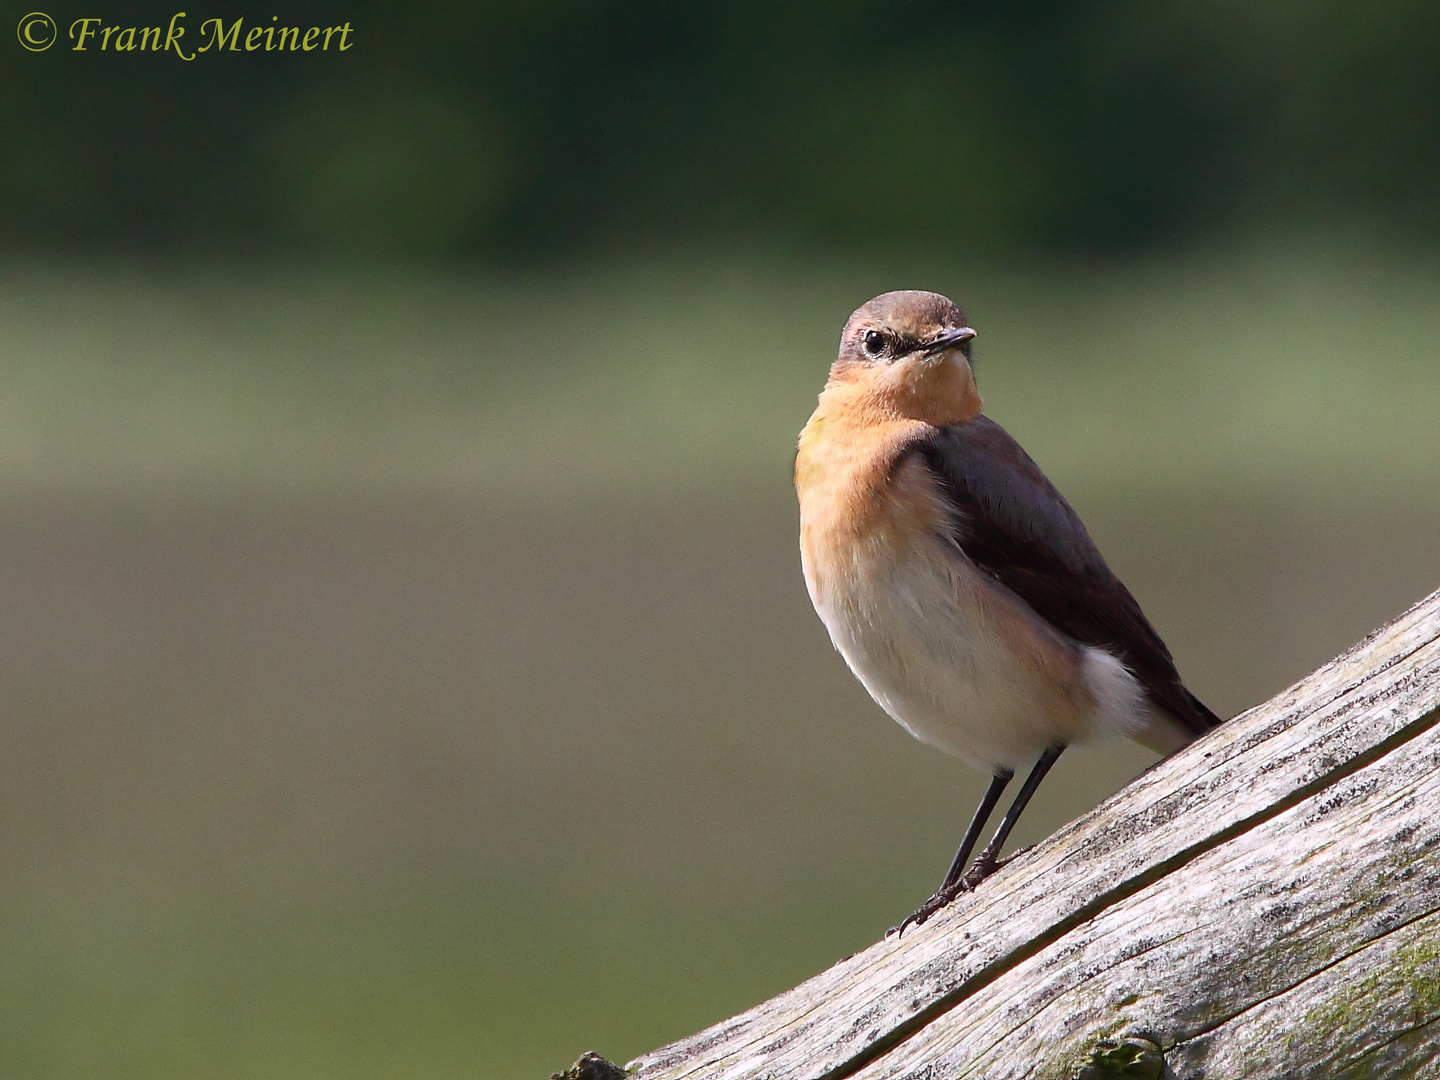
795,390 -> 943,603
795,391 -> 1109,767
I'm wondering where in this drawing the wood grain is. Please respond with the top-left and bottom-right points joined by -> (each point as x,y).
626,587 -> 1440,1080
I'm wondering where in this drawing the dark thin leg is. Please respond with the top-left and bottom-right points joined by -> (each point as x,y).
938,768 -> 1013,893
962,744 -> 1066,888
893,767 -> 1012,936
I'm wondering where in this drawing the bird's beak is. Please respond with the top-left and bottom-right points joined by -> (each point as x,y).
923,326 -> 977,356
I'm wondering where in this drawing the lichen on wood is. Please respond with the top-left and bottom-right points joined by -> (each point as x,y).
551,1052 -> 629,1080
1072,1034 -> 1165,1080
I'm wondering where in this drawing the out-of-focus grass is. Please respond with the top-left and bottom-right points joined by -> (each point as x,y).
2,240 -> 1438,504
0,245 -> 1436,1080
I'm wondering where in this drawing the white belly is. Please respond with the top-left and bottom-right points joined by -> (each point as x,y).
804,536 -> 1149,770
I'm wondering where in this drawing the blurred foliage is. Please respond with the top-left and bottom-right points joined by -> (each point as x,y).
5,0 -> 1440,260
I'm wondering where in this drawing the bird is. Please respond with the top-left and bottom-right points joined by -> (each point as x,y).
794,290 -> 1222,933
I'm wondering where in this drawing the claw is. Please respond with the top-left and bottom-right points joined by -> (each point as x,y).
888,843 -> 1040,937
890,879 -> 972,938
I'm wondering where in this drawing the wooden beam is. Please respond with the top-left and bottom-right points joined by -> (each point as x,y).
619,586 -> 1440,1080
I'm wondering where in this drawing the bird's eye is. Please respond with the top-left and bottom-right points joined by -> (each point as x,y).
862,329 -> 887,357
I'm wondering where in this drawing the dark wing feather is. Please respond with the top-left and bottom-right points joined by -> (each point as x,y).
905,416 -> 1221,736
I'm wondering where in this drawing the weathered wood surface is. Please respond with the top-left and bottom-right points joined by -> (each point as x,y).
626,587 -> 1440,1080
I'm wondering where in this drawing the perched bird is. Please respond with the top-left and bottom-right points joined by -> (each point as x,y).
794,290 -> 1222,932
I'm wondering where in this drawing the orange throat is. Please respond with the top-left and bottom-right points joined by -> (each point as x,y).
795,356 -> 980,557
824,353 -> 982,428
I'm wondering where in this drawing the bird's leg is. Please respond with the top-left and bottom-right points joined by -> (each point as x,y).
892,767 -> 1012,936
961,744 -> 1065,889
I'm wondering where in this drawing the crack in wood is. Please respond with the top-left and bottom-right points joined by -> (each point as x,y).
818,702 -> 1440,1080
1349,1013 -> 1440,1068
1175,895 -> 1440,1044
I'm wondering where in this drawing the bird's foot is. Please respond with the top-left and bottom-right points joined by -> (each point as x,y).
889,846 -> 1038,938
890,881 -> 971,938
960,844 -> 1034,889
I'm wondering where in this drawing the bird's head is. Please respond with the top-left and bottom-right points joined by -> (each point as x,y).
828,290 -> 981,425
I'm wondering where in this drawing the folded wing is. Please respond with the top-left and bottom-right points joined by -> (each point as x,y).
905,416 -> 1221,737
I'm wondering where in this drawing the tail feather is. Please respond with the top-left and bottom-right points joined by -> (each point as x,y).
1182,686 -> 1224,733
1133,684 -> 1224,756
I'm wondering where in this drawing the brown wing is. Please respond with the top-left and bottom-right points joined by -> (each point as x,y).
905,416 -> 1220,736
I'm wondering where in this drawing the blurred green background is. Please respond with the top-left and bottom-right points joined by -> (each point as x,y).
3,3 -> 1440,1079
